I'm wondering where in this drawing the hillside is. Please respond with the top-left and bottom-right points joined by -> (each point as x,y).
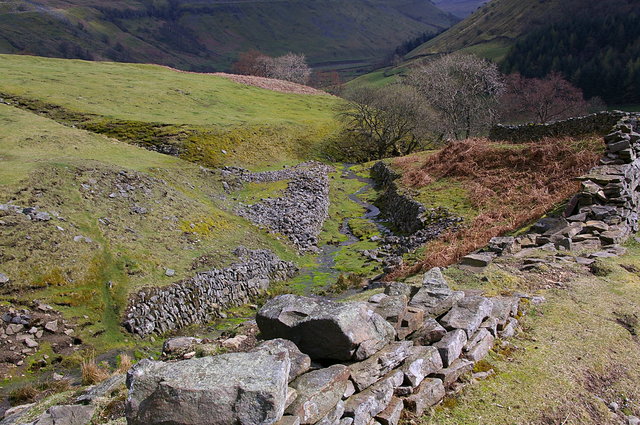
0,0 -> 458,73
0,54 -> 341,168
432,0 -> 489,18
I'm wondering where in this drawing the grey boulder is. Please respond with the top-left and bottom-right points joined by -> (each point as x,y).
27,405 -> 97,425
440,296 -> 493,337
126,351 -> 290,425
349,342 -> 412,392
257,295 -> 395,361
400,346 -> 443,388
254,338 -> 311,383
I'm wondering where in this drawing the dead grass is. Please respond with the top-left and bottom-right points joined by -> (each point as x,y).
116,353 -> 133,373
81,356 -> 111,385
388,137 -> 602,278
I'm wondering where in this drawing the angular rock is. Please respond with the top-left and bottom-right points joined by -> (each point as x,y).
368,293 -> 388,304
315,400 -> 345,425
402,378 -> 445,415
440,296 -> 493,337
286,387 -> 298,409
401,346 -> 443,388
371,296 -> 407,329
409,286 -> 464,318
463,329 -> 495,362
434,329 -> 467,367
275,416 -> 301,425
488,237 -> 518,255
422,268 -> 448,289
255,339 -> 311,383
77,374 -> 126,404
375,397 -> 403,425
460,253 -> 495,270
257,295 -> 395,361
499,317 -> 519,338
162,336 -> 202,357
44,321 -> 58,333
5,323 -> 23,335
349,341 -> 412,392
126,351 -> 290,425
409,318 -> 446,346
489,297 -> 519,329
433,359 -> 474,387
343,374 -> 396,425
0,273 -> 9,284
29,405 -> 97,425
343,380 -> 356,399
397,307 -> 425,340
286,364 -> 350,424
384,282 -> 412,298
479,316 -> 498,336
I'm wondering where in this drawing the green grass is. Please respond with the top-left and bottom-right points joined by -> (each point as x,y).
0,103 -> 300,354
419,242 -> 640,424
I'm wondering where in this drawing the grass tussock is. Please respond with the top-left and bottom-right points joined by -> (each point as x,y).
81,357 -> 111,385
389,137 -> 602,278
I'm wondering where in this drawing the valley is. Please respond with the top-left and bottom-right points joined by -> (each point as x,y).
0,2 -> 640,421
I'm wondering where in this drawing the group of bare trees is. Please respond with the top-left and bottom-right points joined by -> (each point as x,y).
338,53 -> 598,160
232,50 -> 311,85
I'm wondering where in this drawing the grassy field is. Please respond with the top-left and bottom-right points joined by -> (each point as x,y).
0,54 -> 346,168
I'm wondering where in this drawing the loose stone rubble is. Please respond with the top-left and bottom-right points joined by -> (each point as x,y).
228,161 -> 334,253
124,268 -> 524,425
123,247 -> 297,336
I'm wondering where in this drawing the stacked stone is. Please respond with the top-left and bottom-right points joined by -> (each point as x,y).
370,162 -> 463,238
234,162 -> 334,253
460,114 -> 640,269
125,268 -> 522,425
123,247 -> 297,337
488,111 -> 629,143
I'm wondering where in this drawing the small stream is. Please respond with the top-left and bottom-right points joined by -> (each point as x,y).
294,164 -> 391,293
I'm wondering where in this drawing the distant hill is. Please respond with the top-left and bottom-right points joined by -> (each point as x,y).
432,0 -> 489,18
0,0 -> 458,73
357,0 -> 639,105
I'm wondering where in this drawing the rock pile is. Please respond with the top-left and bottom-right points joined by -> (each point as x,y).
0,204 -> 55,222
231,162 -> 334,253
125,268 -> 523,425
0,305 -> 78,377
462,113 -> 640,269
123,247 -> 297,336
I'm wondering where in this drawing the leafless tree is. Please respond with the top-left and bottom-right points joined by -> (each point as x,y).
338,84 -> 432,160
266,53 -> 312,85
499,72 -> 591,124
408,53 -> 505,140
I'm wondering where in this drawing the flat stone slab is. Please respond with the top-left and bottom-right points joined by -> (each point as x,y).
343,372 -> 399,425
433,359 -> 474,387
375,396 -> 403,425
460,253 -> 495,270
409,317 -> 446,346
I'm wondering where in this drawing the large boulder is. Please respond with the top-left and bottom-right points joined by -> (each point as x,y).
126,351 -> 290,425
25,405 -> 97,425
257,295 -> 395,361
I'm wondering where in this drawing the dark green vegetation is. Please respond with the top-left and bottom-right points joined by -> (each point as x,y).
432,0 -> 488,18
0,0 -> 457,74
358,0 -> 640,108
502,12 -> 640,104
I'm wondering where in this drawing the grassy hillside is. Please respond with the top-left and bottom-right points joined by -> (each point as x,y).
0,54 -> 342,168
407,0 -> 640,62
0,0 -> 458,73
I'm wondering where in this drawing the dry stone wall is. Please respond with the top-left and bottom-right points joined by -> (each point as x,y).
123,247 -> 297,337
464,112 -> 640,268
489,111 -> 629,142
125,268 -> 526,425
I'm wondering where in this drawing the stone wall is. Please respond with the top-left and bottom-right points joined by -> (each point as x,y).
370,161 -> 428,234
123,247 -> 297,336
489,111 -> 630,142
125,268 -> 526,425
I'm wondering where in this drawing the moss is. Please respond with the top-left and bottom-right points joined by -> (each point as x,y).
347,218 -> 380,240
179,216 -> 233,237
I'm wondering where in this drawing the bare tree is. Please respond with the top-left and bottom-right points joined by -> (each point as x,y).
338,84 -> 431,160
266,53 -> 312,85
408,53 -> 505,140
231,50 -> 271,77
500,72 -> 591,124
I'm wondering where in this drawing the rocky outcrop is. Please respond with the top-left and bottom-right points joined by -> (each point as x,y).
230,162 -> 334,253
489,111 -> 631,142
123,247 -> 297,336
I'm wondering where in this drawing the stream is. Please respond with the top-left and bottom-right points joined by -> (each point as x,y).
294,164 -> 391,294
